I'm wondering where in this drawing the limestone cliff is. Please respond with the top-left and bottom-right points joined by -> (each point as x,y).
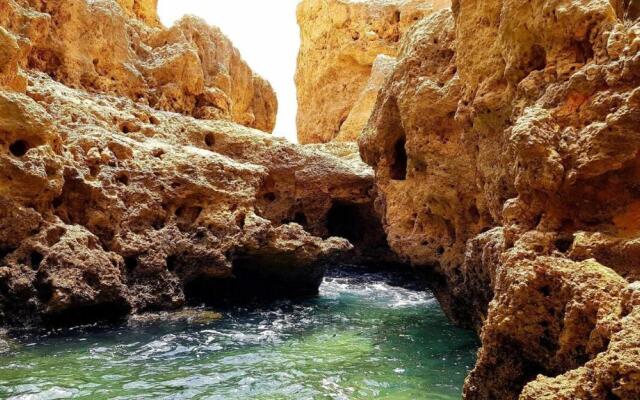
2,0 -> 276,132
359,0 -> 640,398
0,0 -> 382,326
295,0 -> 448,144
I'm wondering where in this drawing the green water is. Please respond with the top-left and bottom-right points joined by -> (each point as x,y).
0,269 -> 478,400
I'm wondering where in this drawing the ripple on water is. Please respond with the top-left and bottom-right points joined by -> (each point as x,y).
0,269 -> 478,400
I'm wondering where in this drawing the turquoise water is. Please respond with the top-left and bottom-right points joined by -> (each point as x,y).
0,269 -> 478,399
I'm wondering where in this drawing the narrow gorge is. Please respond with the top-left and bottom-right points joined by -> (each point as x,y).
1,0 -> 640,399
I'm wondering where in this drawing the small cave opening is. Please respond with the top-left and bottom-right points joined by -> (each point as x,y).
124,256 -> 138,272
166,254 -> 179,272
29,251 -> 44,270
327,202 -> 362,244
43,301 -> 131,326
263,192 -> 276,203
9,140 -> 30,157
554,236 -> 574,253
293,211 -> 308,226
204,133 -> 215,147
390,137 -> 407,181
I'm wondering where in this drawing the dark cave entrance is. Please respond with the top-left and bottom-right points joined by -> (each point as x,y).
327,201 -> 362,244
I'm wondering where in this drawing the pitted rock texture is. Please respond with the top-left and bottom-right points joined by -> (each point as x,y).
359,1 -> 640,399
295,0 -> 448,144
0,0 -> 383,326
1,0 -> 277,132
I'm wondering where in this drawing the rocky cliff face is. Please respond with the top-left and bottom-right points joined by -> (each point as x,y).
359,0 -> 640,398
0,0 -> 383,326
2,0 -> 276,132
295,0 -> 448,144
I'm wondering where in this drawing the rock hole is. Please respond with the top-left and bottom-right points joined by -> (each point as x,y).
263,192 -> 276,202
36,280 -> 53,304
555,237 -> 574,253
124,256 -> 138,271
204,133 -> 215,147
540,285 -> 551,297
115,172 -> 130,186
29,251 -> 44,270
294,212 -> 308,226
9,140 -> 29,157
52,196 -> 64,209
390,137 -> 408,180
176,206 -> 203,227
352,31 -> 360,41
394,10 -> 401,23
327,202 -> 361,243
167,255 -> 178,272
436,246 -> 445,256
0,246 -> 16,261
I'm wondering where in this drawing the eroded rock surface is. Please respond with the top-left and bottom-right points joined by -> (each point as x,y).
0,0 -> 380,326
295,0 -> 448,143
359,1 -> 640,398
1,0 -> 276,132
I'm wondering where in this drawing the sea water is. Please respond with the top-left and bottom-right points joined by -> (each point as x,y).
0,268 -> 478,400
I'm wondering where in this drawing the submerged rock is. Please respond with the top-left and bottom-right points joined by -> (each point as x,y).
128,308 -> 223,326
358,1 -> 640,399
0,0 -> 374,326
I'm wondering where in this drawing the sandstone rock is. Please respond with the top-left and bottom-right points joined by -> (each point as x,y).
359,1 -> 640,398
295,0 -> 448,143
335,54 -> 397,142
115,0 -> 160,26
0,70 -> 376,325
1,0 -> 277,132
0,0 -> 380,326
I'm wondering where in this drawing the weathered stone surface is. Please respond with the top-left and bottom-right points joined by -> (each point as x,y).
1,0 -> 277,132
359,1 -> 640,398
0,0 -> 380,326
295,0 -> 448,144
335,54 -> 397,142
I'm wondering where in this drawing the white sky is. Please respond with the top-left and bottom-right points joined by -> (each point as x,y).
157,1 -> 300,142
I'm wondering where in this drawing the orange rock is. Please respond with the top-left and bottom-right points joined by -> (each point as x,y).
359,1 -> 640,398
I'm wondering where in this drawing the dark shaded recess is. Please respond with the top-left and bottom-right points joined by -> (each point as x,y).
263,192 -> 276,202
29,251 -> 44,270
41,301 -> 131,327
390,137 -> 408,180
9,140 -> 29,157
185,256 -> 326,305
124,256 -> 138,271
0,246 -> 16,260
529,44 -> 547,72
555,237 -> 574,253
204,133 -> 215,147
325,201 -> 399,266
293,211 -> 308,226
327,202 -> 362,243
